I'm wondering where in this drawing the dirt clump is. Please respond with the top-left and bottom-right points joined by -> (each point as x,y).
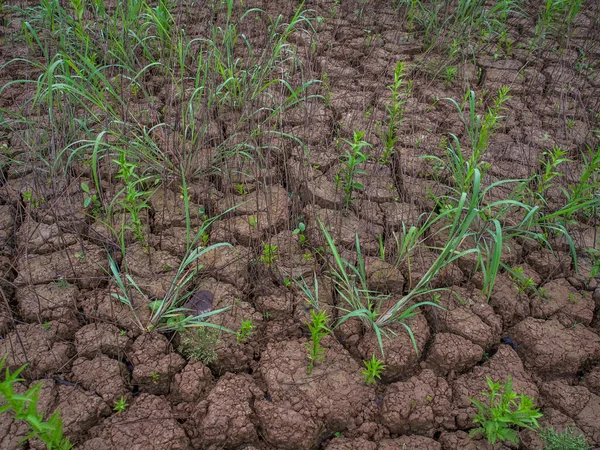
530,278 -> 595,326
425,287 -> 502,350
14,243 -> 109,289
71,355 -> 130,404
16,282 -> 79,322
358,315 -> 430,381
488,274 -> 531,327
129,332 -> 185,395
509,317 -> 600,376
169,360 -> 213,403
255,400 -> 321,450
381,368 -> 454,436
75,323 -> 130,359
81,393 -> 190,449
196,278 -> 262,373
259,336 -> 376,432
39,383 -> 111,443
539,381 -> 600,445
0,323 -> 74,377
424,332 -> 484,376
191,372 -> 262,449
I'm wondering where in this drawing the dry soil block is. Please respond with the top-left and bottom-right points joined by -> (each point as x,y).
509,317 -> 600,376
0,323 -> 74,377
15,243 -> 109,289
16,282 -> 79,322
425,332 -> 484,376
72,355 -> 130,404
358,315 -> 430,380
259,336 -> 376,433
82,394 -> 190,449
198,373 -> 262,448
540,381 -> 600,445
381,369 -> 454,436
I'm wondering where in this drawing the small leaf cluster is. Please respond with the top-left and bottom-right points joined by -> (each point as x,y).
470,376 -> 542,445
306,309 -> 330,374
0,356 -> 72,449
362,354 -> 385,385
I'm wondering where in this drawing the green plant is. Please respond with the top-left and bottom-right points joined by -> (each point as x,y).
248,215 -> 258,228
537,146 -> 571,196
113,151 -> 153,246
563,145 -> 600,220
507,266 -> 536,294
236,319 -> 256,343
259,243 -> 279,268
235,183 -> 247,195
306,309 -> 330,374
292,222 -> 307,245
109,211 -> 236,334
151,372 -> 160,383
0,356 -> 72,449
362,354 -> 385,385
113,396 -> 128,414
178,327 -> 220,365
339,130 -> 371,208
586,249 -> 600,280
470,376 -> 542,445
533,0 -> 584,48
80,182 -> 102,215
414,0 -> 521,56
442,65 -> 457,86
382,61 -> 412,164
540,426 -> 591,450
317,213 -> 447,355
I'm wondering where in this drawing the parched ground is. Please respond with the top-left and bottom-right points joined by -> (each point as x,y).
1,0 -> 600,449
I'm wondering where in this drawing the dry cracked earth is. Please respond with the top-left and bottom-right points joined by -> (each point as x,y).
1,0 -> 600,449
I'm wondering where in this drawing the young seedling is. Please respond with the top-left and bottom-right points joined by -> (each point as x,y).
80,182 -> 102,215
339,130 -> 371,208
362,354 -> 385,385
259,243 -> 278,268
113,396 -> 128,414
442,65 -> 457,86
113,151 -> 152,246
236,319 -> 256,343
306,309 -> 330,374
537,146 -> 571,196
470,376 -> 542,445
248,215 -> 258,229
382,61 -> 412,164
292,222 -> 307,245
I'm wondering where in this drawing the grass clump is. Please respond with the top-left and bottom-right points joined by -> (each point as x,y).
0,356 -> 72,450
109,204 -> 237,334
540,426 -> 591,450
178,328 -> 220,366
533,0 -> 584,48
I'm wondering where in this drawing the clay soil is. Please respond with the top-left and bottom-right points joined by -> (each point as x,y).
1,0 -> 600,449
